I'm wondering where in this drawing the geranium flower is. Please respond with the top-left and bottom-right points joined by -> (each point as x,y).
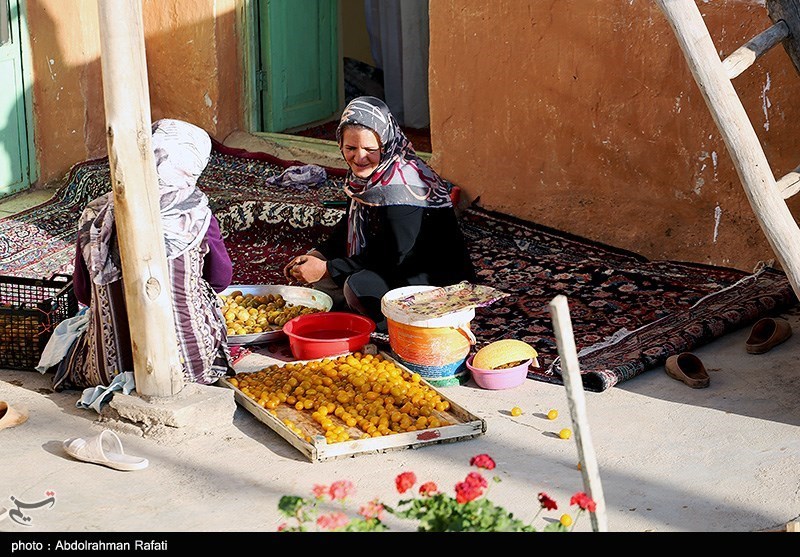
329,480 -> 355,501
470,454 -> 496,470
538,492 -> 558,511
311,484 -> 328,499
463,471 -> 487,489
277,456 -> 595,532
419,481 -> 438,496
455,480 -> 484,504
358,499 -> 385,521
316,512 -> 350,530
570,492 -> 597,512
395,471 -> 417,494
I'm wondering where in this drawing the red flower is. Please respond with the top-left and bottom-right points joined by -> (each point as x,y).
358,499 -> 386,521
454,471 -> 488,503
419,482 -> 438,496
316,512 -> 350,530
455,480 -> 484,503
395,471 -> 417,494
537,492 -> 558,511
311,484 -> 328,499
463,471 -> 488,489
329,480 -> 355,501
570,492 -> 597,512
470,454 -> 496,470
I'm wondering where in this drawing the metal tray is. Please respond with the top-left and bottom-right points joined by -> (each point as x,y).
218,351 -> 486,462
219,284 -> 333,346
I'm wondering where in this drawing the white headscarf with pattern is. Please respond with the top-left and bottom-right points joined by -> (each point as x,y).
78,118 -> 212,285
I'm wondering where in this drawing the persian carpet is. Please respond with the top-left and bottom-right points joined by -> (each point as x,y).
461,207 -> 797,391
0,142 -> 348,283
0,142 -> 795,392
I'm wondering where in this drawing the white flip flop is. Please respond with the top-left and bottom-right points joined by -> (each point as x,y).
63,430 -> 149,471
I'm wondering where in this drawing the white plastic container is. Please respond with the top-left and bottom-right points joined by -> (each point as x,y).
381,285 -> 476,386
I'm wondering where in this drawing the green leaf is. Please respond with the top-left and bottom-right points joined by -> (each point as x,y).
543,522 -> 568,532
278,495 -> 306,516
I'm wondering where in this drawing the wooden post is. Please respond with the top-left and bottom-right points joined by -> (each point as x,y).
655,0 -> 800,304
96,0 -> 183,397
549,295 -> 608,532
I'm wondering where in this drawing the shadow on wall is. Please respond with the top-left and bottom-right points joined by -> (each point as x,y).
6,2 -> 242,193
1,1 -> 100,197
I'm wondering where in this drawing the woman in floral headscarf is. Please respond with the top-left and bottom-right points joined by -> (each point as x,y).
54,118 -> 233,390
283,96 -> 475,332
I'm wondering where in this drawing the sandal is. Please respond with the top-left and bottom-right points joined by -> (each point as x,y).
745,317 -> 792,354
63,430 -> 149,471
665,352 -> 710,389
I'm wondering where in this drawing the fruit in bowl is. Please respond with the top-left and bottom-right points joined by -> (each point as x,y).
466,356 -> 532,390
466,339 -> 538,390
471,339 -> 538,370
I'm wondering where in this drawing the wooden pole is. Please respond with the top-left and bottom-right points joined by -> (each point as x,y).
549,295 -> 608,532
655,0 -> 800,304
96,0 -> 183,397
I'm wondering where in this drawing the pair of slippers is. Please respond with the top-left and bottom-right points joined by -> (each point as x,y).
0,401 -> 28,430
63,430 -> 149,471
665,317 -> 793,389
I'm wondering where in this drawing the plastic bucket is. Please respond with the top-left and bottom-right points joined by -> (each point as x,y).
381,285 -> 476,386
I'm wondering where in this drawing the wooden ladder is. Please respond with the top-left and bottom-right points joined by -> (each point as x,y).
655,0 -> 800,303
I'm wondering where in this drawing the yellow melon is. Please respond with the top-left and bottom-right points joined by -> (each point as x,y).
472,339 -> 538,370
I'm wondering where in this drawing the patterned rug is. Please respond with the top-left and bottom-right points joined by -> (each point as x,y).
0,142 -> 795,392
459,208 -> 796,391
0,142 -> 349,283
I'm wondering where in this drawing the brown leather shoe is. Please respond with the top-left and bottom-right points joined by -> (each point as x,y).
746,317 -> 792,354
665,353 -> 710,389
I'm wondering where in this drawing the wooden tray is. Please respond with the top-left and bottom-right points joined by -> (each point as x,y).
218,352 -> 486,462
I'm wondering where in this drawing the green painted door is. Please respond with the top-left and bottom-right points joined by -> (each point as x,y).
258,0 -> 339,132
0,0 -> 30,198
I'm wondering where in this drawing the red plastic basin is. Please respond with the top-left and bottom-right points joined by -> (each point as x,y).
283,312 -> 376,360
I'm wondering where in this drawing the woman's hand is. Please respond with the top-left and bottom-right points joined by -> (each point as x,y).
284,255 -> 327,285
283,256 -> 304,280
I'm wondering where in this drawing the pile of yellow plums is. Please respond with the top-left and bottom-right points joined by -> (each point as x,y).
227,352 -> 453,445
0,313 -> 39,350
220,290 -> 323,336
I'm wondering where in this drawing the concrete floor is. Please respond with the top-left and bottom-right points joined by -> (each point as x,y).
1,138 -> 799,539
1,313 -> 799,536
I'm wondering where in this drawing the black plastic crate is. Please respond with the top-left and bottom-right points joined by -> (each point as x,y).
0,274 -> 79,371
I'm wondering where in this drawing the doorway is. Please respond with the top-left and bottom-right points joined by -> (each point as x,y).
0,0 -> 33,198
251,0 -> 432,152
